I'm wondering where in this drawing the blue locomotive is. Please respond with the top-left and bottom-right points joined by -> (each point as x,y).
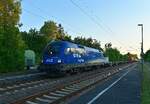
38,40 -> 109,74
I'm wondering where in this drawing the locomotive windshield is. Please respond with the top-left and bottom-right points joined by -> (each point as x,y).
100,52 -> 104,58
44,42 -> 62,56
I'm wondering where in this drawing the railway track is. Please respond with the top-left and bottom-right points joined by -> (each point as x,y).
0,78 -> 52,94
24,69 -> 119,104
0,72 -> 47,87
0,63 -> 133,104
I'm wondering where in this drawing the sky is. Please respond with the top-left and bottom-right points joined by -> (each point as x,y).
20,0 -> 150,56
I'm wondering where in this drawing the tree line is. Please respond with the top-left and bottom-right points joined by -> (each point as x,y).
0,0 -> 138,73
144,50 -> 150,61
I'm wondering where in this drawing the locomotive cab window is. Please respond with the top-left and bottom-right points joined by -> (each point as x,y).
44,42 -> 62,56
99,52 -> 104,58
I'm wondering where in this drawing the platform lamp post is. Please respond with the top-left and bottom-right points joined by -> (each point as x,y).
138,24 -> 144,76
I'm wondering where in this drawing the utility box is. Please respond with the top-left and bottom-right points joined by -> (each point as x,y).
25,50 -> 35,69
104,57 -> 109,63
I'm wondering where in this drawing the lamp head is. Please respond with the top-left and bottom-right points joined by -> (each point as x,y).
138,24 -> 143,26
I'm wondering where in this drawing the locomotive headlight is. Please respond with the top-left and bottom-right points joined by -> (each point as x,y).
58,59 -> 61,63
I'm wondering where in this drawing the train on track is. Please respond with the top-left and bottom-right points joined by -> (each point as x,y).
38,40 -> 125,75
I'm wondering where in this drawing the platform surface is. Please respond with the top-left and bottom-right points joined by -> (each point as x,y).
68,64 -> 141,104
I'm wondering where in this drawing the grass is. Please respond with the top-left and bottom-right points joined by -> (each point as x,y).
141,63 -> 150,104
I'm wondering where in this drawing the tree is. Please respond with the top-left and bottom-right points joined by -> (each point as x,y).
92,39 -> 103,51
22,22 -> 73,64
0,0 -> 25,72
105,43 -> 112,49
74,36 -> 102,51
63,34 -> 72,42
104,43 -> 124,62
56,24 -> 64,40
144,49 -> 150,61
126,52 -> 138,61
105,48 -> 121,62
40,21 -> 58,42
104,43 -> 138,62
21,28 -> 47,63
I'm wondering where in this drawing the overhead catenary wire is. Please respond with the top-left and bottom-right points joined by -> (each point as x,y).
22,1 -> 85,37
78,0 -> 140,51
69,0 -> 127,48
69,0 -> 109,34
22,1 -> 138,54
22,1 -> 107,43
23,8 -> 47,20
22,8 -> 81,36
69,0 -> 139,53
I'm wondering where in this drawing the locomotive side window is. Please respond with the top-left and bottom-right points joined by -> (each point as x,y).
64,44 -> 86,57
65,48 -> 85,56
78,45 -> 85,55
76,48 -> 85,55
65,48 -> 76,54
70,48 -> 76,53
65,48 -> 71,54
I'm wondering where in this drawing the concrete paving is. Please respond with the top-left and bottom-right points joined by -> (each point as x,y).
68,64 -> 141,104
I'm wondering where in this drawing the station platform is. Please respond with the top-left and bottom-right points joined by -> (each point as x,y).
68,64 -> 141,104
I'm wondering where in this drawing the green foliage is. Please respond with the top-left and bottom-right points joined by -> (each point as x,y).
40,21 -> 59,42
62,34 -> 72,42
105,47 -> 121,62
144,49 -> 150,61
21,22 -> 73,64
0,0 -> 25,73
126,52 -> 138,61
105,42 -> 112,49
104,43 -> 138,62
21,28 -> 47,63
74,36 -> 103,51
0,0 -> 21,26
141,63 -> 150,104
0,1 -> 139,74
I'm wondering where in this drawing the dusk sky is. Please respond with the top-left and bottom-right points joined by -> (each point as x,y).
20,0 -> 150,56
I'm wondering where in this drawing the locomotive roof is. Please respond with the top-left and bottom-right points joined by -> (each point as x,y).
49,40 -> 102,53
